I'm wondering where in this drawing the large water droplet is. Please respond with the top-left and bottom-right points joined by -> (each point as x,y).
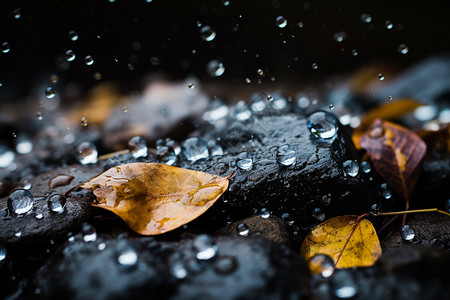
236,152 -> 253,170
308,254 -> 335,278
47,194 -> 66,213
156,145 -> 177,165
65,50 -> 76,62
128,136 -> 148,158
207,140 -> 223,156
214,256 -> 237,274
231,101 -> 252,121
84,55 -> 94,65
237,223 -> 249,236
401,225 -> 415,241
7,189 -> 34,214
0,146 -> 15,168
76,142 -> 98,165
181,137 -> 209,162
259,208 -> 270,219
193,234 -> 217,260
200,25 -> 216,41
82,223 -> 97,242
275,16 -> 287,28
398,43 -> 409,54
68,30 -> 78,41
45,87 -> 56,99
360,13 -> 372,23
342,160 -> 359,177
276,144 -> 296,166
307,111 -> 338,139
1,42 -> 10,53
0,243 -> 6,262
207,60 -> 225,77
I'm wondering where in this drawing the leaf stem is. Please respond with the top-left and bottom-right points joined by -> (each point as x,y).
380,208 -> 450,217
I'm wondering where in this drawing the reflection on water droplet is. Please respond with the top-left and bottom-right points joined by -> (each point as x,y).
98,242 -> 106,251
181,137 -> 209,162
351,49 -> 358,56
342,160 -> 359,177
333,32 -> 346,43
398,43 -> 409,54
275,16 -> 287,28
36,112 -> 44,120
117,243 -> 138,266
312,207 -> 325,221
82,223 -> 97,242
45,87 -> 56,99
188,83 -> 195,89
385,20 -> 393,29
378,73 -> 384,80
200,25 -> 216,41
231,101 -> 252,121
68,30 -> 78,41
48,194 -> 66,213
94,72 -> 102,80
194,234 -> 217,260
237,223 -> 249,236
221,0 -> 230,6
214,255 -> 237,274
13,8 -> 21,19
276,144 -> 296,166
360,161 -> 371,173
312,63 -> 318,70
1,42 -> 10,53
0,243 -> 6,262
259,208 -> 270,219
321,194 -> 332,206
50,74 -> 59,84
388,96 -> 393,101
380,183 -> 392,199
236,152 -> 253,170
76,142 -> 98,165
360,13 -> 372,23
65,50 -> 76,62
309,254 -> 335,278
207,60 -> 225,77
35,209 -> 44,219
8,189 -> 34,214
84,55 -> 94,65
128,136 -> 148,158
307,111 -> 338,139
334,270 -> 358,298
401,225 -> 415,241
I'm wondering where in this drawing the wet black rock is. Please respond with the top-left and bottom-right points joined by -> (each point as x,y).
29,235 -> 311,300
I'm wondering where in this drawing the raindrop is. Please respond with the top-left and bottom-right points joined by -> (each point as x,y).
84,55 -> 94,65
156,146 -> 177,165
214,256 -> 237,274
231,101 -> 252,121
307,111 -> 339,139
200,25 -> 216,41
82,223 -> 97,242
259,208 -> 270,219
276,144 -> 296,166
351,49 -> 358,56
181,137 -> 209,162
342,160 -> 359,177
207,60 -> 225,77
308,254 -> 335,278
312,63 -> 318,70
257,68 -> 264,76
237,223 -> 249,236
193,234 -> 217,260
378,73 -> 384,80
380,183 -> 392,199
385,20 -> 393,29
80,117 -> 88,127
401,225 -> 415,241
360,13 -> 372,23
188,83 -> 195,89
7,189 -> 34,214
0,243 -> 5,262
128,136 -> 148,158
370,203 -> 382,216
47,194 -> 66,213
65,50 -> 76,62
76,142 -> 98,165
1,42 -> 10,53
117,243 -> 138,266
333,32 -> 346,43
207,140 -> 223,156
398,43 -> 409,55
68,30 -> 78,41
171,262 -> 188,279
312,207 -> 325,221
36,112 -> 44,120
236,152 -> 253,170
0,146 -> 15,168
360,161 -> 371,173
275,16 -> 287,28
45,87 -> 56,99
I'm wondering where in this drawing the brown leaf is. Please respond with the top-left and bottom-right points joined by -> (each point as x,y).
359,119 -> 427,201
300,216 -> 382,269
352,99 -> 423,149
67,163 -> 230,235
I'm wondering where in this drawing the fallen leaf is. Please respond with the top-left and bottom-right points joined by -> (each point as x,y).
353,99 -> 423,149
300,215 -> 382,268
359,119 -> 427,202
66,163 -> 230,235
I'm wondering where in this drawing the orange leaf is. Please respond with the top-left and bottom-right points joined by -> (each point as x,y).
68,163 -> 230,235
300,216 -> 382,268
359,119 -> 426,202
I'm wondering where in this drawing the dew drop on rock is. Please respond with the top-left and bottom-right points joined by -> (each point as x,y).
207,60 -> 225,77
193,234 -> 217,260
65,50 -> 76,62
360,13 -> 372,23
236,152 -> 253,170
156,145 -> 177,165
181,137 -> 209,162
34,209 -> 44,220
47,194 -> 66,213
231,101 -> 252,121
275,16 -> 287,28
360,161 -> 371,173
380,183 -> 392,199
308,254 -> 335,278
259,208 -> 270,219
200,25 -> 216,41
76,142 -> 98,165
401,225 -> 415,241
171,262 -> 188,279
342,160 -> 359,177
398,43 -> 409,54
0,243 -> 6,262
207,140 -> 223,156
0,146 -> 15,168
312,207 -> 325,221
82,223 -> 97,242
214,256 -> 237,274
307,111 -> 338,139
68,30 -> 78,41
1,42 -> 10,53
276,144 -> 296,166
7,189 -> 34,214
84,55 -> 94,65
385,20 -> 393,29
128,136 -> 148,158
236,223 -> 249,236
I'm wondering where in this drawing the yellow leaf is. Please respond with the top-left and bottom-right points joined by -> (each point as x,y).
300,216 -> 382,268
67,163 -> 230,235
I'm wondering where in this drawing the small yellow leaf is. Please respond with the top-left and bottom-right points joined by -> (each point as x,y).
300,216 -> 382,268
67,163 -> 230,235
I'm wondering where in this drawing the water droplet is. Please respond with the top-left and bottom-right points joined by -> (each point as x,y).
207,60 -> 225,77
245,78 -> 251,84
82,223 -> 97,242
214,256 -> 237,274
14,137 -> 32,155
188,83 -> 195,89
128,136 -> 148,158
49,74 -> 59,84
7,189 -> 34,214
203,99 -> 229,124
207,140 -> 223,156
308,254 -> 335,278
65,50 -> 76,62
321,194 -> 332,206
45,87 -> 56,99
34,209 -> 44,219
370,203 -> 382,216
259,208 -> 270,219
200,25 -> 216,41
97,242 -> 106,251
257,68 -> 264,76
68,30 -> 78,41
21,179 -> 32,190
360,161 -> 371,173
378,73 -> 384,80
156,145 -> 177,165
312,207 -> 325,221
398,43 -> 409,55
249,93 -> 267,112
171,262 -> 188,279
380,183 -> 392,200
122,106 -> 128,113
360,13 -> 372,23
312,63 -> 318,70
236,152 -> 253,170
193,234 -> 217,260
80,117 -> 88,127
94,72 -> 102,80
15,231 -> 22,237
385,20 -> 393,29
307,111 -> 339,139
117,242 -> 138,266
231,101 -> 252,121
351,49 -> 358,56
13,8 -> 21,19
84,55 -> 94,65
181,137 -> 209,162
388,96 -> 393,101
0,243 -> 6,262
276,144 -> 296,166
275,16 -> 287,28
342,160 -> 359,177
76,142 -> 98,165
47,194 -> 66,213
0,146 -> 15,168
1,42 -> 11,53
333,32 -> 346,43
237,223 -> 249,236
269,93 -> 288,110
413,105 -> 437,121
329,104 -> 335,110
401,225 -> 415,241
